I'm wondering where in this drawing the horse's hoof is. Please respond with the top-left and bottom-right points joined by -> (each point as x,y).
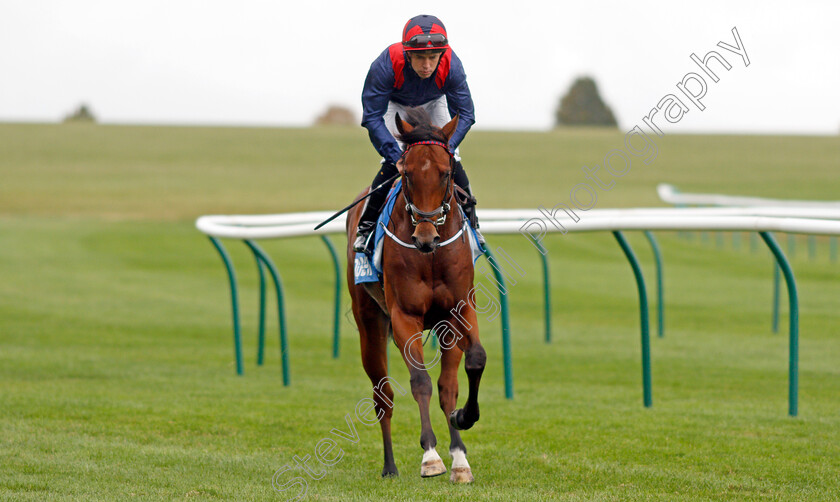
449,408 -> 476,431
449,409 -> 464,430
381,467 -> 399,478
420,448 -> 447,477
450,467 -> 474,484
420,458 -> 446,477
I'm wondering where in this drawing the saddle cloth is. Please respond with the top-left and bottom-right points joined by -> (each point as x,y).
354,180 -> 484,284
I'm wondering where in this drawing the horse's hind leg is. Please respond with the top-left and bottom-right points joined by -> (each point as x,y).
438,345 -> 474,483
357,308 -> 399,477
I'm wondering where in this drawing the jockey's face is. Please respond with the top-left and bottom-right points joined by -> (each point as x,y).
407,51 -> 443,79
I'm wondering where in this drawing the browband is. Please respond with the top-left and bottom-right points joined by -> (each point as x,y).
401,140 -> 454,159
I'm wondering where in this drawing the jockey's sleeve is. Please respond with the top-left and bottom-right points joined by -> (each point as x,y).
361,52 -> 403,165
444,53 -> 476,150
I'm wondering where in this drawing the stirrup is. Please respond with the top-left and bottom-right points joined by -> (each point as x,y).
353,221 -> 376,253
473,227 -> 486,246
461,203 -> 485,246
353,234 -> 371,253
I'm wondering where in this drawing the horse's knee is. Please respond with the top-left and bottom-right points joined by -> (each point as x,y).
465,344 -> 486,373
373,392 -> 394,419
409,371 -> 433,398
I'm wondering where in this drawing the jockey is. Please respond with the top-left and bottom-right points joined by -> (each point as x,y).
354,14 -> 484,252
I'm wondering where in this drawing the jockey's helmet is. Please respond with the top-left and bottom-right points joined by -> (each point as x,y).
402,15 -> 449,52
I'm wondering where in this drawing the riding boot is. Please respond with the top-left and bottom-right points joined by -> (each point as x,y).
354,162 -> 398,253
460,185 -> 486,246
353,201 -> 378,253
452,161 -> 486,246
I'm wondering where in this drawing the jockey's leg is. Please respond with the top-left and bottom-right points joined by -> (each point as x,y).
452,162 -> 485,245
354,161 -> 399,253
423,96 -> 485,245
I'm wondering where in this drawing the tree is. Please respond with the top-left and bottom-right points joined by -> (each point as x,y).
555,77 -> 618,128
63,103 -> 97,123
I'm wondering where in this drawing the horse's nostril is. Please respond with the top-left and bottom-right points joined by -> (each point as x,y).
412,236 -> 418,244
433,236 -> 440,244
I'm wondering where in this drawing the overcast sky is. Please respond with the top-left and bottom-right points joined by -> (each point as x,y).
1,0 -> 838,134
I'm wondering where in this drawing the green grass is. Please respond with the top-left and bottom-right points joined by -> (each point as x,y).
1,123 -> 839,500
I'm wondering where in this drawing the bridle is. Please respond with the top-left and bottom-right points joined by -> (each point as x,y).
400,140 -> 454,227
378,139 -> 470,250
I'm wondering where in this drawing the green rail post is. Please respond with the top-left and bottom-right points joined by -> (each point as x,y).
808,236 -> 816,261
758,231 -> 799,417
750,232 -> 758,254
787,234 -> 796,258
643,231 -> 665,339
320,236 -> 342,359
716,232 -> 724,249
208,237 -> 244,376
482,246 -> 514,400
733,232 -> 741,251
244,240 -> 290,386
831,237 -> 838,263
772,263 -> 781,334
537,248 -> 552,344
255,257 -> 268,365
613,231 -> 653,408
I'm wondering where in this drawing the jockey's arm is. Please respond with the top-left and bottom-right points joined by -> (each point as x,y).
443,55 -> 476,150
361,56 -> 403,165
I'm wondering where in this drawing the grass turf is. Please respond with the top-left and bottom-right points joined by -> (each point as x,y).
1,123 -> 839,500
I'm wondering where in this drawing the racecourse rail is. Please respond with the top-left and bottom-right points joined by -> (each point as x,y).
196,207 -> 840,418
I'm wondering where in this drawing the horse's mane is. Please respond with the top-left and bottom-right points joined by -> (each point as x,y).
396,107 -> 447,144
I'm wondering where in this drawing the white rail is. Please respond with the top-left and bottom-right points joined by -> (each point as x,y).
657,183 -> 840,208
196,209 -> 840,240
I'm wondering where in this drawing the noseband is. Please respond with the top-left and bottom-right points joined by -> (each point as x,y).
400,140 -> 454,227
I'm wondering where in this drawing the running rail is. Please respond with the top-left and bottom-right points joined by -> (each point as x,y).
197,209 -> 840,416
657,183 -> 840,209
657,184 -> 840,333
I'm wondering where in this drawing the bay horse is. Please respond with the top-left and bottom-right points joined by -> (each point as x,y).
345,108 -> 486,483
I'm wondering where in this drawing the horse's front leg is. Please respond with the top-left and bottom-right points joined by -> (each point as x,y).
449,306 -> 486,432
391,308 -> 446,478
438,343 -> 474,483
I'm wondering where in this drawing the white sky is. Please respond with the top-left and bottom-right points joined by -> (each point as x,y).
1,0 -> 838,134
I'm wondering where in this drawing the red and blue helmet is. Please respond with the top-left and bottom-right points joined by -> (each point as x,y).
402,15 -> 449,52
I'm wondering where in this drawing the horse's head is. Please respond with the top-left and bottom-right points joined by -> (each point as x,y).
395,110 -> 460,254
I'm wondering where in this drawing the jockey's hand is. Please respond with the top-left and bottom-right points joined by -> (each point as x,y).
396,158 -> 405,174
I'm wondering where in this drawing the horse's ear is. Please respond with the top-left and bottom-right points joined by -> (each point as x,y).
441,114 -> 459,142
395,113 -> 414,136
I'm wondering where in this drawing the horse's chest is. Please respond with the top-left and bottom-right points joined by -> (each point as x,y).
384,262 -> 472,312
